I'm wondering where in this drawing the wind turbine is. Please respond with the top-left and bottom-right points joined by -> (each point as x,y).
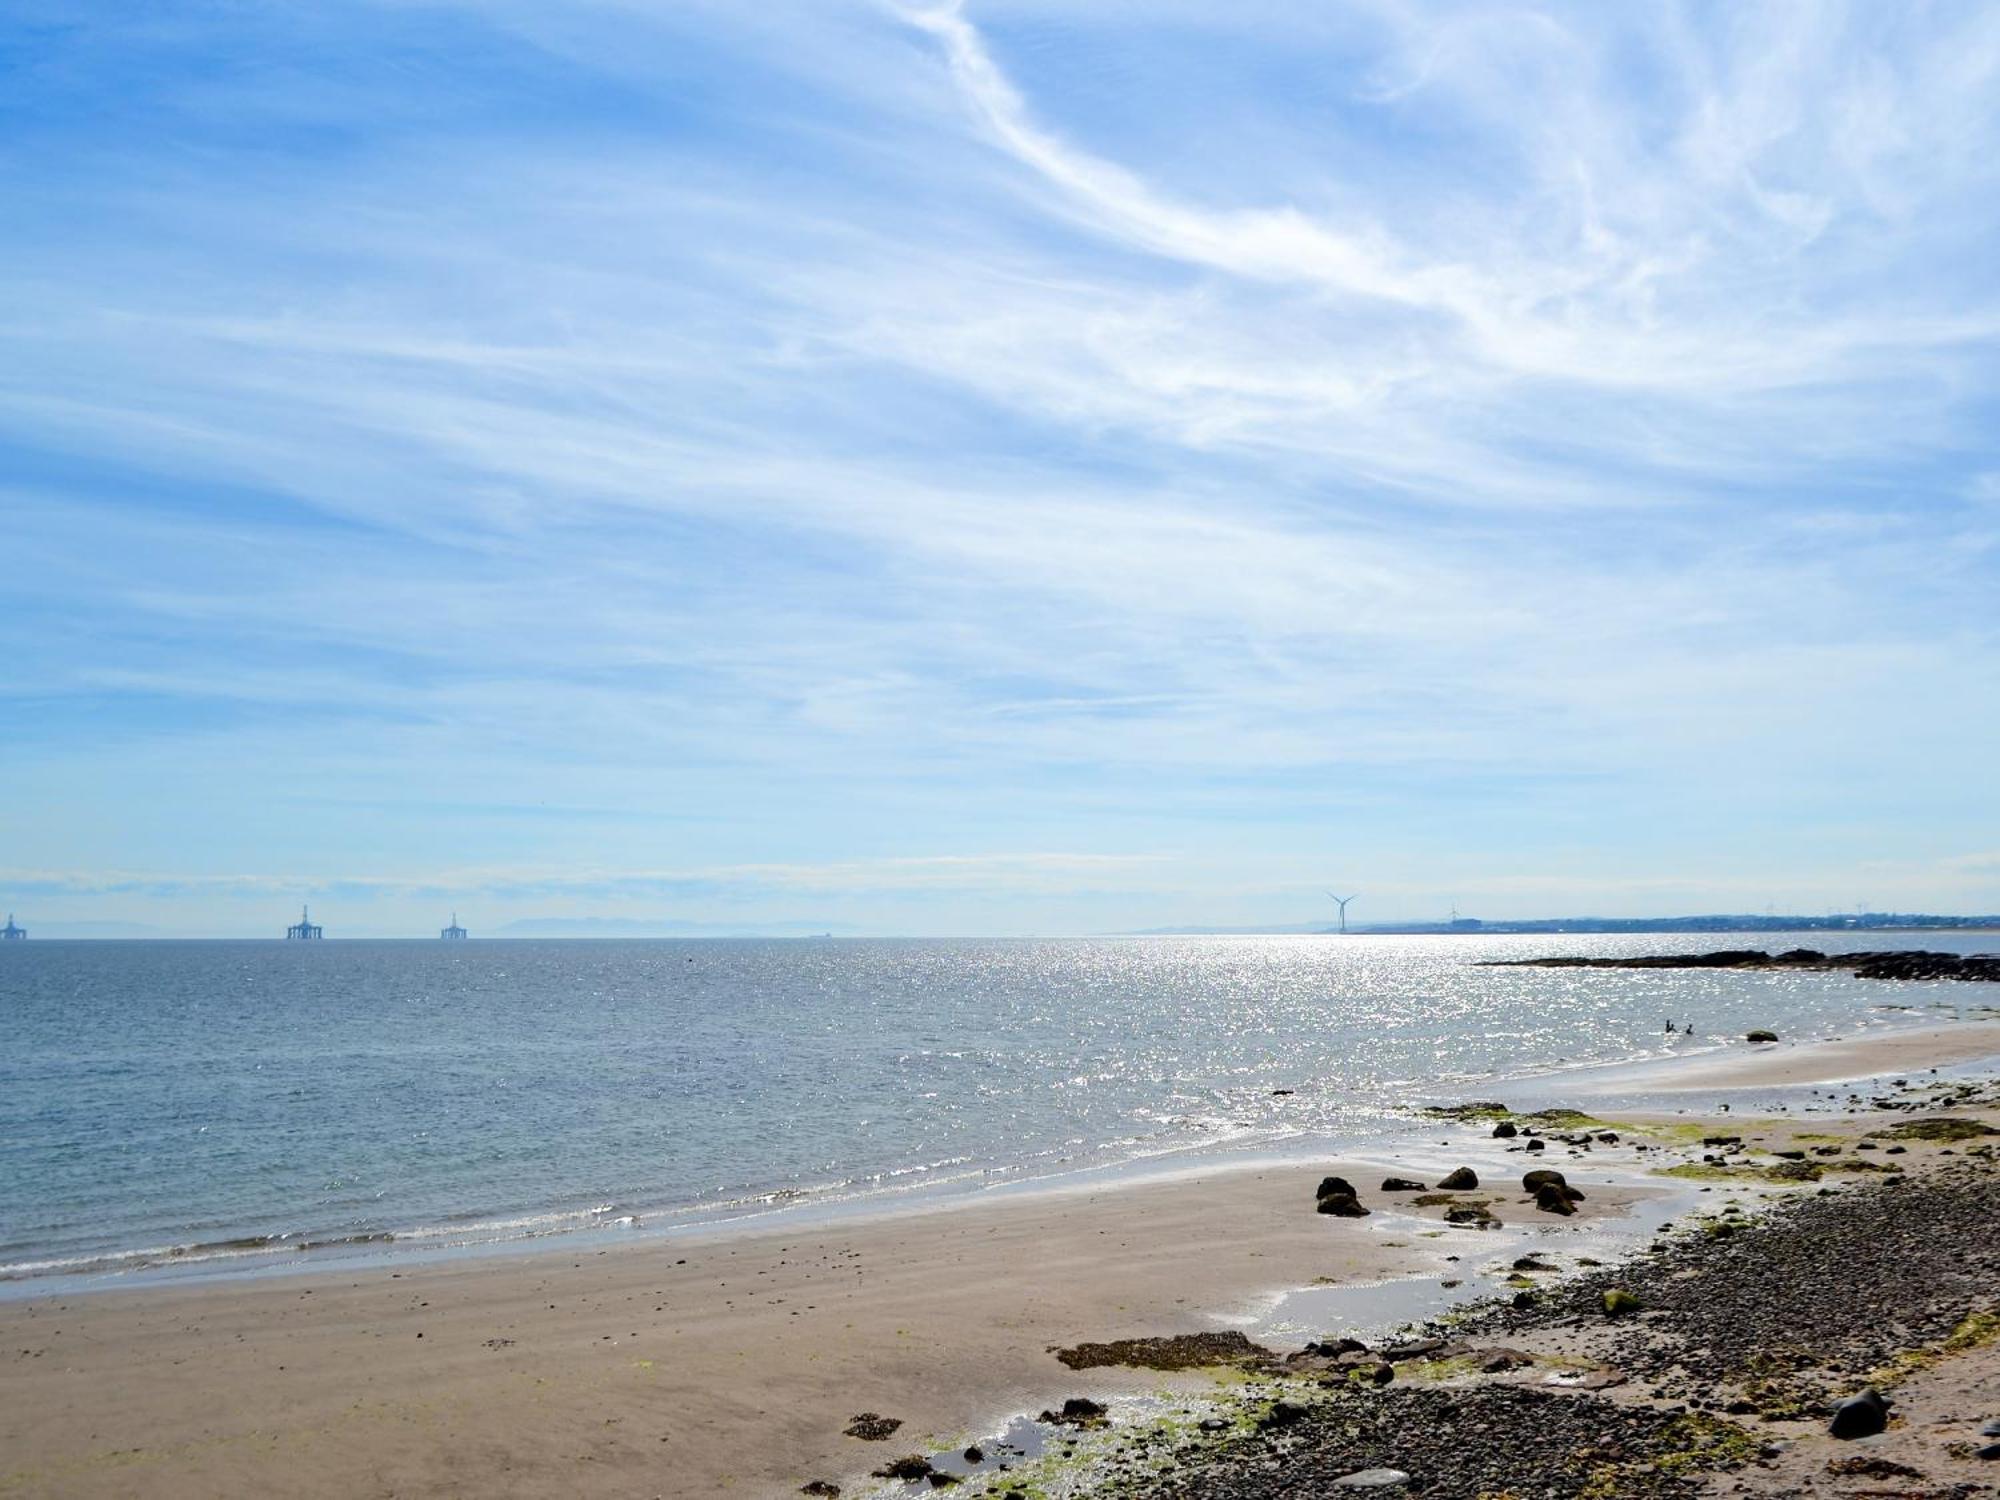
1326,892 -> 1356,935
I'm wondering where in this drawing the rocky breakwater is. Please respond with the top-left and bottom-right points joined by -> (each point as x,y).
1479,948 -> 2000,983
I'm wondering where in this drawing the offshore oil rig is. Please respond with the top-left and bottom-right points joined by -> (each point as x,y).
285,905 -> 323,940
2,913 -> 24,941
440,912 -> 467,940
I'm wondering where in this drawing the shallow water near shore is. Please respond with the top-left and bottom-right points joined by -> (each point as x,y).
3,931 -> 1994,1291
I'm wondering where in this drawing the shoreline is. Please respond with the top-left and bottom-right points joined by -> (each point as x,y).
4,1027 -> 1998,1497
11,1010 -> 1998,1303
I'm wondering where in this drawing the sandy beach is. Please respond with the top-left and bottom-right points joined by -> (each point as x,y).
3,1024 -> 1996,1499
1583,1019 -> 2000,1092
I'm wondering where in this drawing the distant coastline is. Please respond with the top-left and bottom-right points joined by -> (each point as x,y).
1130,912 -> 2000,936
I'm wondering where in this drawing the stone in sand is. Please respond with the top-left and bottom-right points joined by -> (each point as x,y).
1827,1387 -> 1891,1440
1521,1168 -> 1567,1192
1746,1029 -> 1779,1043
1380,1177 -> 1427,1191
1316,1175 -> 1357,1200
1437,1167 -> 1479,1190
1039,1396 -> 1109,1425
1317,1192 -> 1370,1217
1602,1288 -> 1642,1317
1492,1121 -> 1518,1138
1534,1183 -> 1576,1215
1525,1138 -> 1546,1152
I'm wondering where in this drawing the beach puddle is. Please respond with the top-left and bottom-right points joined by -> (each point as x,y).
1250,1174 -> 1719,1347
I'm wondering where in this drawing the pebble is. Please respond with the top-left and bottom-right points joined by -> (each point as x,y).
1332,1469 -> 1410,1489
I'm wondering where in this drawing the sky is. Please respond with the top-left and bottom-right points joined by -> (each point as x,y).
3,0 -> 1999,937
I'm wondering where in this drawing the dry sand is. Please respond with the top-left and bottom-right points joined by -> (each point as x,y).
4,1021 -> 1995,1500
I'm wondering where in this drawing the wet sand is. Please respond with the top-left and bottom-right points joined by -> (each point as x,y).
1,1152 -> 1609,1500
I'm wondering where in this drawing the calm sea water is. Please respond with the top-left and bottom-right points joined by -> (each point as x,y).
1,933 -> 1991,1286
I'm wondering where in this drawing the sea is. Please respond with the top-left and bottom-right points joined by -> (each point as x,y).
2,932 -> 1994,1293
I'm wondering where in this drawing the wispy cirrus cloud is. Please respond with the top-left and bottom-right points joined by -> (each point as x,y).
1,1 -> 1997,932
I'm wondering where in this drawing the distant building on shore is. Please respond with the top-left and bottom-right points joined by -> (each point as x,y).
286,905 -> 323,940
2,913 -> 24,940
440,912 -> 467,940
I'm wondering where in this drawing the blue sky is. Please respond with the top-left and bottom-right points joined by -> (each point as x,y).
3,0 -> 1999,936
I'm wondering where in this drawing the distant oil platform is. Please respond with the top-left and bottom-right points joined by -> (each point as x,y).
2,913 -> 24,941
285,905 -> 323,940
440,912 -> 467,940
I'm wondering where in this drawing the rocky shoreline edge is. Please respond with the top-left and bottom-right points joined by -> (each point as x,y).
1478,948 -> 2000,983
829,1080 -> 2000,1499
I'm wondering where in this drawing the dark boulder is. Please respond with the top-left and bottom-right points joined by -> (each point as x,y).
1534,1183 -> 1576,1216
1827,1387 -> 1891,1440
1380,1177 -> 1427,1192
1746,1029 -> 1780,1043
1380,1339 -> 1444,1361
1316,1175 -> 1357,1200
1524,1138 -> 1546,1153
1038,1397 -> 1108,1425
1444,1204 -> 1495,1225
1303,1337 -> 1369,1357
1522,1169 -> 1566,1192
1437,1167 -> 1479,1190
1258,1399 -> 1310,1430
1492,1121 -> 1518,1138
1316,1192 -> 1370,1217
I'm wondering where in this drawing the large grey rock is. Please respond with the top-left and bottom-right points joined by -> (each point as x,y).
1333,1468 -> 1410,1488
